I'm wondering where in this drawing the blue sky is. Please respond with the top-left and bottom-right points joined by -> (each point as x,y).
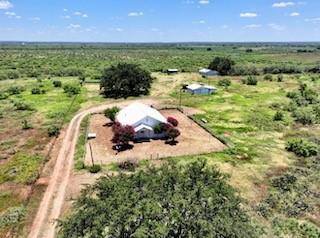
0,0 -> 320,42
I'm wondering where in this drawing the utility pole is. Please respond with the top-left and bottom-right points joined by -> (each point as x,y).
89,142 -> 94,166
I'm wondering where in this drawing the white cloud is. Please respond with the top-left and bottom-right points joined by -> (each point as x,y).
221,25 -> 229,29
74,11 -> 88,18
30,17 -> 40,21
5,11 -> 15,16
272,2 -> 295,8
63,8 -> 68,12
4,11 -> 20,19
290,12 -> 300,17
68,24 -> 81,29
116,28 -> 123,32
128,12 -> 143,17
240,12 -> 258,18
0,0 -> 12,10
62,15 -> 71,19
305,17 -> 320,22
244,24 -> 262,29
199,0 -> 209,4
269,23 -> 286,31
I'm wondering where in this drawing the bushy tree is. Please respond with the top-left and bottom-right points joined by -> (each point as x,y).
100,63 -> 153,98
166,127 -> 181,142
208,56 -> 235,76
104,106 -> 120,122
112,122 -> 135,147
59,160 -> 259,238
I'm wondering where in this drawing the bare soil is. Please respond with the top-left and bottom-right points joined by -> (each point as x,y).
85,109 -> 226,166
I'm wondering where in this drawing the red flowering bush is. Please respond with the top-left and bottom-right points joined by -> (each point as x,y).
167,117 -> 179,127
112,123 -> 135,146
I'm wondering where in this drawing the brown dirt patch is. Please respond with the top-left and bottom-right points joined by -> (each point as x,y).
85,109 -> 226,165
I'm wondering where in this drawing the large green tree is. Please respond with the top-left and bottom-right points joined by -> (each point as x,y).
208,56 -> 235,75
59,160 -> 259,238
100,63 -> 153,98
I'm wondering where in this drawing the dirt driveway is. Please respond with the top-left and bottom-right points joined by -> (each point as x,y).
85,109 -> 226,165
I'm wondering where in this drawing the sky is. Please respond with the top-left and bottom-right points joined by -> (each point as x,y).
1,0 -> 320,42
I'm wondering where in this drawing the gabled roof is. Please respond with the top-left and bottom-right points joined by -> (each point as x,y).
134,124 -> 153,132
187,84 -> 216,91
116,102 -> 167,126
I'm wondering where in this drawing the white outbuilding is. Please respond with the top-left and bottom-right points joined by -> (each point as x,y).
186,84 -> 217,95
167,69 -> 179,75
116,102 -> 167,140
199,68 -> 219,77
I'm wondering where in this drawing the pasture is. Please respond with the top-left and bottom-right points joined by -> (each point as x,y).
0,43 -> 319,237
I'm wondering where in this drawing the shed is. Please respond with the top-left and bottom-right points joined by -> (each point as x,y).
167,69 -> 179,75
199,68 -> 219,77
186,84 -> 217,95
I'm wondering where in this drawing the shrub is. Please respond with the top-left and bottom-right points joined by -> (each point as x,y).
59,160 -> 259,238
243,76 -> 258,86
264,74 -> 273,81
88,164 -> 101,173
104,106 -> 120,122
218,78 -> 232,88
271,174 -> 297,191
0,92 -> 9,100
13,101 -> 33,111
31,88 -> 46,95
7,86 -> 24,95
208,56 -> 235,75
277,74 -> 284,82
274,111 -> 284,121
286,138 -> 318,157
167,116 -> 179,127
47,125 -> 60,137
118,160 -> 138,172
292,107 -> 316,125
53,80 -> 62,87
21,119 -> 32,130
153,123 -> 165,134
63,84 -> 81,96
0,206 -> 25,229
100,63 -> 153,98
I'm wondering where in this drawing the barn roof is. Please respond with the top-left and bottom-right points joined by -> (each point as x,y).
116,102 -> 167,126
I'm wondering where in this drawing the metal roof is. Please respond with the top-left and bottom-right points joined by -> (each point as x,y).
116,102 -> 167,126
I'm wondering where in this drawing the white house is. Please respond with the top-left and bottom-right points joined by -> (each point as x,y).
199,68 -> 219,77
116,102 -> 167,139
186,84 -> 217,95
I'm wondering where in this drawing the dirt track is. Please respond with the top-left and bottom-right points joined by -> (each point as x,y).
28,99 -> 160,238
